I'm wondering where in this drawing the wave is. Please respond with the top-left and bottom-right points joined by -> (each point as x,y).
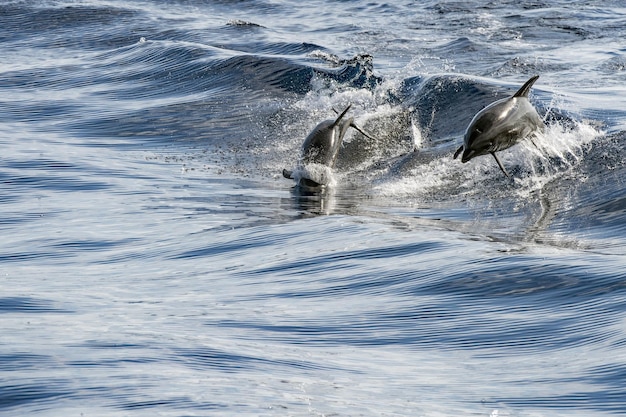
3,1 -> 624,254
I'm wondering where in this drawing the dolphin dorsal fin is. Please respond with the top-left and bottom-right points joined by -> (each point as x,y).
513,75 -> 539,98
331,104 -> 352,128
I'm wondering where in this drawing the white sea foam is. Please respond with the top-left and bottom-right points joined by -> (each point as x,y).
369,120 -> 604,201
292,162 -> 337,187
510,121 -> 603,195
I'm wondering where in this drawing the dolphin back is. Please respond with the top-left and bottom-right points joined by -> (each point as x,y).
513,75 -> 539,98
301,115 -> 352,167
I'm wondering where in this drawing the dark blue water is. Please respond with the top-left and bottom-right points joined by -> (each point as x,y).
2,1 -> 626,416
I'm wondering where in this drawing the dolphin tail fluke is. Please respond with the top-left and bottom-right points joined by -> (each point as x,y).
491,152 -> 510,177
453,145 -> 464,160
282,168 -> 294,179
513,75 -> 540,98
331,104 -> 352,128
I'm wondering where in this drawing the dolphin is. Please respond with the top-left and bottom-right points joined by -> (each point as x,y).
283,104 -> 374,187
453,75 -> 544,177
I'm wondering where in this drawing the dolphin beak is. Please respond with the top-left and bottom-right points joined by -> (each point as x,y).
453,145 -> 463,160
461,149 -> 475,163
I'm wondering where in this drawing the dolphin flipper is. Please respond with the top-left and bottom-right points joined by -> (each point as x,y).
513,75 -> 539,98
331,107 -> 377,140
350,121 -> 376,140
529,136 -> 541,151
490,152 -> 510,178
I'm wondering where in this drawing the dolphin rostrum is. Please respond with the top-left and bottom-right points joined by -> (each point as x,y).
453,75 -> 544,177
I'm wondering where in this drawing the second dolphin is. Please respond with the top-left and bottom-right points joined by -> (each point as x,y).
453,75 -> 545,177
283,104 -> 373,188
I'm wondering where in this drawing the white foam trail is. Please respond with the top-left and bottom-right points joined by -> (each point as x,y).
372,157 -> 455,198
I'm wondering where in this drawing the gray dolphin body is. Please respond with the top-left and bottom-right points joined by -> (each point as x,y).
283,104 -> 373,187
453,75 -> 544,177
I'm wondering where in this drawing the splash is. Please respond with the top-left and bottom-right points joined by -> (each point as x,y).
294,76 -> 380,116
369,119 -> 604,202
511,121 -> 603,197
291,163 -> 337,187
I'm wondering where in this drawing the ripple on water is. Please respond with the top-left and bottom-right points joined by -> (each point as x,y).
0,297 -> 71,314
0,381 -> 72,412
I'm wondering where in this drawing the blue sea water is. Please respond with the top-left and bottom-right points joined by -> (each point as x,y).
2,1 -> 626,416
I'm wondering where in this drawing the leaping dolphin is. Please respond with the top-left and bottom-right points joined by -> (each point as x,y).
453,75 -> 544,177
283,104 -> 374,187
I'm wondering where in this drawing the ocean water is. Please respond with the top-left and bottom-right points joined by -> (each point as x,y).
2,1 -> 626,416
